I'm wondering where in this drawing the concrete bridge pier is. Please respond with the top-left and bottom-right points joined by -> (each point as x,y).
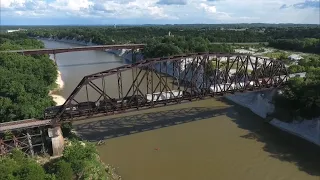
48,126 -> 64,157
53,53 -> 57,65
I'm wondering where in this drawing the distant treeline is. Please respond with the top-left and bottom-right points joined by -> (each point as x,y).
1,23 -> 319,30
25,26 -> 320,43
143,36 -> 234,58
269,38 -> 320,54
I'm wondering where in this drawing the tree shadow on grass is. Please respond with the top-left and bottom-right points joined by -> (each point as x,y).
221,97 -> 320,177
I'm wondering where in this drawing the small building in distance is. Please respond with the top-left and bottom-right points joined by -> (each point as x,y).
288,54 -> 303,65
288,54 -> 303,61
6,28 -> 27,33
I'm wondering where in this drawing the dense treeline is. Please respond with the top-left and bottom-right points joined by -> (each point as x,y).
26,27 -> 238,57
143,36 -> 234,58
273,55 -> 320,121
0,140 -> 111,180
25,26 -> 320,55
0,33 -> 57,122
26,26 -> 320,44
2,23 -> 318,31
269,38 -> 320,54
0,33 -> 45,50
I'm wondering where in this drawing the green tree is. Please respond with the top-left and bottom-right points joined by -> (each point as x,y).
62,140 -> 97,174
54,160 -> 73,180
0,149 -> 47,180
0,157 -> 18,180
16,161 -> 46,180
62,140 -> 108,179
288,65 -> 305,73
0,34 -> 57,122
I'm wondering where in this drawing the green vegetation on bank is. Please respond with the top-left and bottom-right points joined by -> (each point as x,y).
0,33 -> 57,122
272,54 -> 320,121
269,38 -> 320,54
0,140 -> 113,180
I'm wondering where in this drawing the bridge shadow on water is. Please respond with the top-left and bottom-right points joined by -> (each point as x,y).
73,106 -> 233,140
73,99 -> 320,177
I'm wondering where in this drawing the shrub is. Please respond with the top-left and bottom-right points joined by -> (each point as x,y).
54,160 -> 73,180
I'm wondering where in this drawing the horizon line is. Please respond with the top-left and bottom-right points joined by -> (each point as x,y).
1,23 -> 319,26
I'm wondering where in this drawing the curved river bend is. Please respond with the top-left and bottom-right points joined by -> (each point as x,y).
43,40 -> 320,180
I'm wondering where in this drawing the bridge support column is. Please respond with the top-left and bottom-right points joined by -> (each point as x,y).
48,126 -> 64,157
53,53 -> 57,66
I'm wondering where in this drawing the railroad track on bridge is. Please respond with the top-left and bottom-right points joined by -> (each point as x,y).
0,119 -> 52,132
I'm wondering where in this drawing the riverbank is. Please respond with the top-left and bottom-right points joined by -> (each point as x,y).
226,90 -> 320,146
48,54 -> 66,106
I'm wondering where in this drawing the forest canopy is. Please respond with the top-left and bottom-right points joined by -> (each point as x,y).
0,140 -> 110,180
272,55 -> 320,121
0,33 -> 57,122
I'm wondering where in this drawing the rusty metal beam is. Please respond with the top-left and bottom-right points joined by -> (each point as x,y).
1,44 -> 145,55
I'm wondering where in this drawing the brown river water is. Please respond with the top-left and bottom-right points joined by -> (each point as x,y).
43,40 -> 320,180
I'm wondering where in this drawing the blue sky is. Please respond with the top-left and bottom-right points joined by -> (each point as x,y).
0,0 -> 319,25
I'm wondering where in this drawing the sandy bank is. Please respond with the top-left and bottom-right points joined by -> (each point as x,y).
49,93 -> 66,106
48,55 -> 66,106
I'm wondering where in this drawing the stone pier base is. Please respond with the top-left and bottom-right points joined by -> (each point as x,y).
48,126 -> 64,157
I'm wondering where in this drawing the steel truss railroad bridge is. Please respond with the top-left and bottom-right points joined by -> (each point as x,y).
52,52 -> 290,123
0,43 -> 145,64
1,52 -> 296,156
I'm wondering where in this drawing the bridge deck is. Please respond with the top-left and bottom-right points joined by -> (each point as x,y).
0,119 -> 52,132
0,44 -> 145,55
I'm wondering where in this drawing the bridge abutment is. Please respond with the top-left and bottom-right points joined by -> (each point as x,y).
48,126 -> 64,157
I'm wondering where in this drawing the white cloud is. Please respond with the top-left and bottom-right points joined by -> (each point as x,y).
199,3 -> 217,13
197,2 -> 260,22
49,0 -> 94,11
0,0 -> 319,24
1,0 -> 26,9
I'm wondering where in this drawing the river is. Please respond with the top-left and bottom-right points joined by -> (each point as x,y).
43,40 -> 320,180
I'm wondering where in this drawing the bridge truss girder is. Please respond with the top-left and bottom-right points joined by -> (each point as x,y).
0,128 -> 47,156
52,53 -> 288,123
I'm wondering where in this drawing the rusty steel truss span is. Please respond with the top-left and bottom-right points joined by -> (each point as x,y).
51,53 -> 289,123
0,128 -> 48,156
